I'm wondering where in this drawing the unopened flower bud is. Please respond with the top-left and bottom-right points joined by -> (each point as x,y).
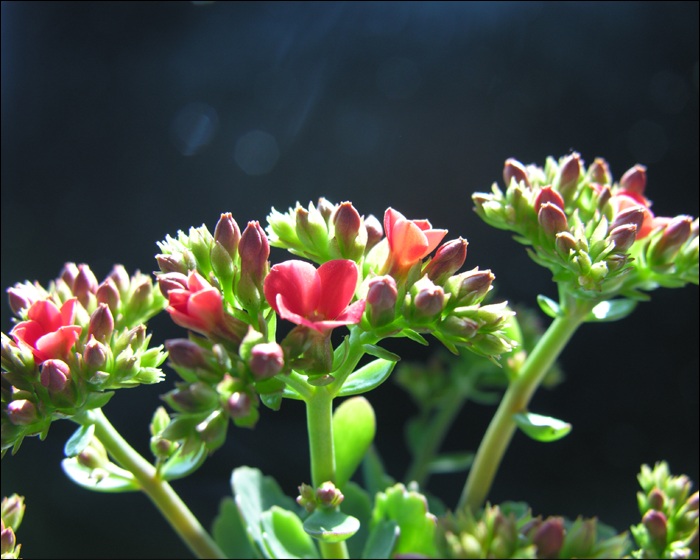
619,164 -> 647,195
411,277 -> 444,320
534,186 -> 565,214
332,202 -> 366,260
316,481 -> 344,508
249,342 -> 284,380
165,339 -> 208,369
295,206 -> 328,252
156,254 -> 189,274
108,264 -> 130,294
214,212 -> 241,259
589,157 -> 611,185
1,525 -> 16,556
538,202 -> 569,237
650,215 -> 693,264
555,231 -> 578,257
96,278 -> 121,313
6,399 -> 38,426
7,286 -> 36,315
238,221 -> 270,308
642,509 -> 668,549
83,337 -> 109,369
555,152 -> 581,201
157,272 -> 189,298
40,359 -> 71,393
364,214 -> 383,252
423,238 -> 468,285
366,275 -> 398,327
445,267 -> 494,306
608,224 -> 638,253
610,206 -> 645,232
227,391 -> 252,418
647,488 -> 666,511
297,483 -> 317,512
88,303 -> 114,341
73,264 -> 98,306
164,382 -> 218,413
596,185 -> 612,209
1,495 -> 25,531
503,158 -> 530,187
316,197 -> 336,222
60,262 -> 80,290
533,517 -> 564,559
440,316 -> 479,339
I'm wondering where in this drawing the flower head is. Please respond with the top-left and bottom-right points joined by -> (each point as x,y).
264,259 -> 365,333
10,298 -> 82,364
165,271 -> 233,338
383,207 -> 447,276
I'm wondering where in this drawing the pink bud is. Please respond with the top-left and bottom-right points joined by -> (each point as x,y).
157,272 -> 189,298
88,303 -> 114,341
642,509 -> 668,548
608,224 -> 638,253
214,212 -> 241,258
60,262 -> 80,290
366,275 -> 398,327
555,152 -> 581,200
165,339 -> 208,369
619,164 -> 647,195
423,238 -> 468,285
83,337 -> 109,369
412,277 -> 444,320
239,221 -> 270,285
108,265 -> 131,294
588,157 -> 611,185
503,158 -> 530,187
227,391 -> 252,418
364,214 -> 383,252
73,264 -> 98,305
96,277 -> 121,312
7,399 -> 38,426
651,215 -> 693,263
249,342 -> 284,380
538,202 -> 569,237
332,202 -> 365,259
533,517 -> 564,559
40,359 -> 71,393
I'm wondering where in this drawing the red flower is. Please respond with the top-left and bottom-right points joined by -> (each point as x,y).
166,271 -> 228,337
610,192 -> 654,239
11,298 -> 82,364
263,260 -> 366,333
384,208 -> 447,275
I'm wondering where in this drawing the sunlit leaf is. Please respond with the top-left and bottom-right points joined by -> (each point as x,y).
513,411 -> 572,442
333,397 -> 376,488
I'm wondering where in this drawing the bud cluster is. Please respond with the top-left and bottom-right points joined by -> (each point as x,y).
2,263 -> 167,456
631,462 -> 699,558
436,503 -> 629,559
296,481 -> 345,513
472,154 -> 699,299
266,198 -> 381,264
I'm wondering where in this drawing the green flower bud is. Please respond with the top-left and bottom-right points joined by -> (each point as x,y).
295,204 -> 329,255
444,267 -> 494,307
316,197 -> 336,223
1,494 -> 25,532
297,483 -> 317,513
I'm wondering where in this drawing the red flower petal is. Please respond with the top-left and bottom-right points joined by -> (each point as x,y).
27,300 -> 63,333
316,260 -> 358,319
264,260 -> 320,317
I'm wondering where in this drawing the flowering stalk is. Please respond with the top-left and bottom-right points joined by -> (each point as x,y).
75,408 -> 226,559
458,291 -> 595,513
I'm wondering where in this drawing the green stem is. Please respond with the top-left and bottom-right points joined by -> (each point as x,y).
87,408 -> 226,559
404,389 -> 466,488
457,298 -> 594,513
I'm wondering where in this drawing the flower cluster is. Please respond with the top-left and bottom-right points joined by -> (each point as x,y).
472,154 -> 699,300
2,264 -> 166,455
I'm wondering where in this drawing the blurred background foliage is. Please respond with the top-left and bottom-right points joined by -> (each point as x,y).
1,2 -> 698,558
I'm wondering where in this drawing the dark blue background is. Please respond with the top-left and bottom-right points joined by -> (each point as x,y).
2,2 -> 698,558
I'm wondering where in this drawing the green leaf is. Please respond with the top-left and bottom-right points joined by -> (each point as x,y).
361,445 -> 396,498
338,358 -> 396,397
513,411 -> 572,442
585,299 -> 637,322
232,466 -> 299,557
362,520 -> 398,560
160,443 -> 208,481
427,451 -> 475,475
370,483 -> 438,557
341,482 -> 373,559
303,508 -> 360,543
212,497 -> 260,559
333,397 -> 376,488
64,424 -> 94,458
400,329 -> 429,345
61,457 -> 139,493
83,390 -> 115,410
262,506 -> 319,558
537,294 -> 561,319
362,344 -> 400,362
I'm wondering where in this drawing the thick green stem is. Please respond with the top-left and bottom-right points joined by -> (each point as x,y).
404,389 -> 466,488
457,299 -> 594,513
88,409 -> 225,559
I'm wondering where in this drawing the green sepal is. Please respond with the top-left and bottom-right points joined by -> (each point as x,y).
399,329 -> 429,345
333,396 -> 376,488
260,392 -> 283,411
64,424 -> 95,458
84,391 -> 115,410
159,443 -> 208,481
338,358 -> 396,397
262,506 -> 319,558
585,298 -> 637,322
362,344 -> 400,362
536,294 -> 561,319
61,457 -> 140,493
513,411 -> 572,442
212,497 -> 260,559
303,508 -> 360,543
362,520 -> 398,560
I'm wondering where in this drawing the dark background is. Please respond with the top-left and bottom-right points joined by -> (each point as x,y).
1,2 -> 698,558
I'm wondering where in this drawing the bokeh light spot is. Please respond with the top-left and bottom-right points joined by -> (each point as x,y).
170,102 -> 218,156
234,130 -> 280,175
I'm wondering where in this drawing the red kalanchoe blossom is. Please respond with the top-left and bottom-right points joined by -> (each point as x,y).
383,207 -> 447,275
10,298 -> 82,364
263,259 -> 366,333
610,192 -> 655,239
166,270 -> 230,337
